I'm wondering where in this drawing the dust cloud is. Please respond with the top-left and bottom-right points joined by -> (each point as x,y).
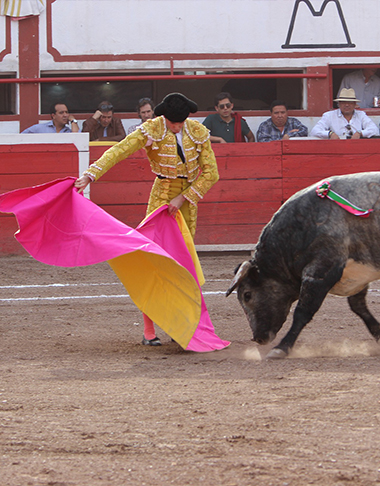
289,339 -> 380,359
243,347 -> 262,361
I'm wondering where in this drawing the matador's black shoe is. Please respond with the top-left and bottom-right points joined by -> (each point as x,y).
142,336 -> 162,346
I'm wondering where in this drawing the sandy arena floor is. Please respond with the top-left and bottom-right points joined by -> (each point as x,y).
1,254 -> 380,485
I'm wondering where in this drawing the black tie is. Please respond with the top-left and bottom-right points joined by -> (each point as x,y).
176,139 -> 185,163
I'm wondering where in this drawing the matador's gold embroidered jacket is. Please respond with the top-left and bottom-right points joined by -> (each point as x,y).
84,116 -> 219,206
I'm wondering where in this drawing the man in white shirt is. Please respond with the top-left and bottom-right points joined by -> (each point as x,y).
338,68 -> 380,109
310,88 -> 379,140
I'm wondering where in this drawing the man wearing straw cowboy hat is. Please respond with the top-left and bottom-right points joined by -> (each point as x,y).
310,88 -> 379,139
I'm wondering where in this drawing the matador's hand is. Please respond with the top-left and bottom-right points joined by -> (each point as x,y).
168,194 -> 186,217
74,175 -> 92,194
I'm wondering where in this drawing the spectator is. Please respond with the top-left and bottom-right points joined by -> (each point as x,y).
128,98 -> 155,134
256,100 -> 308,142
338,68 -> 380,109
310,88 -> 379,139
82,101 -> 126,142
202,92 -> 254,143
22,103 -> 79,134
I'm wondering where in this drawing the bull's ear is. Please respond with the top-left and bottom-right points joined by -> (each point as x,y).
226,260 -> 252,297
233,263 -> 242,275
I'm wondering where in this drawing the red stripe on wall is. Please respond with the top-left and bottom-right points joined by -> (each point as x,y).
0,17 -> 11,61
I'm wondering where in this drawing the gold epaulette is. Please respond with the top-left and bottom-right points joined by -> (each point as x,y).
138,116 -> 167,142
184,119 -> 210,144
138,116 -> 210,145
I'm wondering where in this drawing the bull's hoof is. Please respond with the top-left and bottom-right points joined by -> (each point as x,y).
266,348 -> 288,360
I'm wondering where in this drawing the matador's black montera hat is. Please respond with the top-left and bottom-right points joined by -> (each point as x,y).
154,93 -> 198,122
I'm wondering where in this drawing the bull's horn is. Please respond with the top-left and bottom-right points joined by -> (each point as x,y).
225,261 -> 252,297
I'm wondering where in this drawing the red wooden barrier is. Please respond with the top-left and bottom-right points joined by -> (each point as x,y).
2,139 -> 380,254
282,139 -> 380,200
88,143 -> 285,244
0,143 -> 80,254
89,140 -> 380,245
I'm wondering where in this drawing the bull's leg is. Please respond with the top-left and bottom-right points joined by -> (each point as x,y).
267,261 -> 345,359
347,286 -> 380,341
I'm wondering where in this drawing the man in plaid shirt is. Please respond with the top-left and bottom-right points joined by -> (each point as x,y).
257,100 -> 308,142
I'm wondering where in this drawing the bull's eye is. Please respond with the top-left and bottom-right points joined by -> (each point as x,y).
243,291 -> 251,302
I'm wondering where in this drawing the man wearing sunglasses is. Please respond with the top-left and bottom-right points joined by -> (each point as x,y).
202,92 -> 255,143
310,88 -> 379,139
82,100 -> 126,142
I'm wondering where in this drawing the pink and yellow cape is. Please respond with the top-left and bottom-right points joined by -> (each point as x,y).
0,177 -> 230,352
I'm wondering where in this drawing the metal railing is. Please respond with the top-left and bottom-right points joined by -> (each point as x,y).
0,72 -> 326,84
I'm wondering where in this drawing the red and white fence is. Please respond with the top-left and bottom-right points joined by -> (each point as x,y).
1,136 -> 380,254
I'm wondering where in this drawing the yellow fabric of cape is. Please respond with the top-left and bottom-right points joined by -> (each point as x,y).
175,211 -> 205,286
107,211 -> 203,348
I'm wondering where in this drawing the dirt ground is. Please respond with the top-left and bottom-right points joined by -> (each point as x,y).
1,253 -> 380,486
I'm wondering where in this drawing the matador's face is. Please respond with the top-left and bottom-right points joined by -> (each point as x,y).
165,119 -> 185,134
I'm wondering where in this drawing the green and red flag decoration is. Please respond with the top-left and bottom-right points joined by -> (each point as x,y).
316,181 -> 373,218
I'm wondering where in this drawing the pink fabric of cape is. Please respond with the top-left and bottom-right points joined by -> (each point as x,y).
0,177 -> 230,352
136,209 -> 230,352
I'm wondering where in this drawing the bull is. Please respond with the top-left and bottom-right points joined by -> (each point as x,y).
226,172 -> 380,359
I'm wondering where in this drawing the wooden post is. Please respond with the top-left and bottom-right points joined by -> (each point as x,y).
18,16 -> 40,132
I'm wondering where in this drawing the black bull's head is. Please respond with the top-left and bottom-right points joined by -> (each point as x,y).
226,261 -> 296,345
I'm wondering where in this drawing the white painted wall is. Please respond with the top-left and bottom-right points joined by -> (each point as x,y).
0,15 -> 19,73
0,121 -> 19,133
36,0 -> 380,72
1,1 -> 379,74
47,0 -> 380,54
